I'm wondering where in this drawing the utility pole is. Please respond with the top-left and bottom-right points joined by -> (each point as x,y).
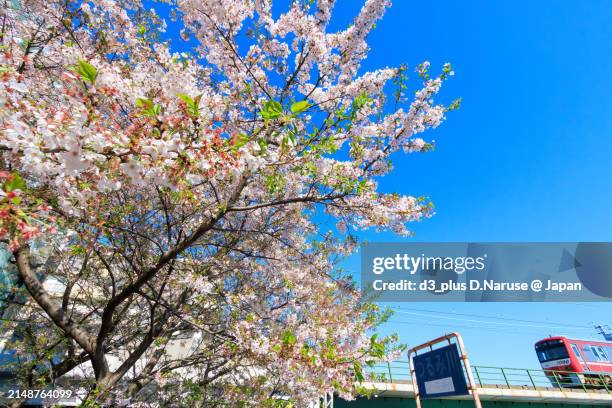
594,324 -> 612,341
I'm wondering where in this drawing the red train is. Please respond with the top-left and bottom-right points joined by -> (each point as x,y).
535,336 -> 612,387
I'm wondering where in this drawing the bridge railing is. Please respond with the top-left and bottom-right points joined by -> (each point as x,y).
364,362 -> 612,394
365,361 -> 411,383
471,365 -> 612,393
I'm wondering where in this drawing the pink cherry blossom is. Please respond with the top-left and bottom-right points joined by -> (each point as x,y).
1,0 -> 457,405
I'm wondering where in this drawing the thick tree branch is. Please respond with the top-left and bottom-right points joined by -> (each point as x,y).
13,247 -> 96,355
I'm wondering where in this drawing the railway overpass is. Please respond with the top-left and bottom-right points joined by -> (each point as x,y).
334,362 -> 612,407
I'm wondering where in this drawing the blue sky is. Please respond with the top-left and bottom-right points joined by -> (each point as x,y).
152,0 -> 612,370
335,0 -> 612,242
330,0 -> 612,370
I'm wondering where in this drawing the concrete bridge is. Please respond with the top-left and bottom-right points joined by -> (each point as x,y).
333,362 -> 612,407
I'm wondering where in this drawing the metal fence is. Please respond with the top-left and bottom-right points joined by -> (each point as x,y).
366,361 -> 411,383
365,361 -> 612,394
471,365 -> 612,392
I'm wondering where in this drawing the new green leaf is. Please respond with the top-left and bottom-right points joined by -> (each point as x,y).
290,100 -> 310,114
76,60 -> 98,84
281,330 -> 297,346
260,100 -> 283,120
4,172 -> 26,192
176,93 -> 200,117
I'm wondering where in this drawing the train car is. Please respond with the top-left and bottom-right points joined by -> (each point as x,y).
535,336 -> 612,388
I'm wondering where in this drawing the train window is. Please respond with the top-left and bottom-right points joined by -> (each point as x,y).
582,346 -> 597,362
536,344 -> 569,362
571,344 -> 584,362
591,347 -> 603,361
595,346 -> 609,362
607,346 -> 612,361
584,345 -> 609,362
537,351 -> 546,362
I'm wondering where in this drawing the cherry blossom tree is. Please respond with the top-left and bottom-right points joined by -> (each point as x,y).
0,0 -> 458,405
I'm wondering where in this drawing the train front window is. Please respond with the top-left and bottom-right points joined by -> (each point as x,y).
536,344 -> 569,362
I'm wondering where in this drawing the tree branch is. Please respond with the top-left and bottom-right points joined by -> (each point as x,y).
13,247 -> 96,355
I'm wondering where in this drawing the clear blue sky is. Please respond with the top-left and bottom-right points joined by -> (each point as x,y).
153,0 -> 612,370
331,0 -> 612,242
329,0 -> 612,370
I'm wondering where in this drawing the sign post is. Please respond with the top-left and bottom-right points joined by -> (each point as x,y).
408,332 -> 482,408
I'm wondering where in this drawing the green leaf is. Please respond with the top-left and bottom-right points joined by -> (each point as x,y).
136,97 -> 161,117
233,133 -> 250,150
176,93 -> 199,117
369,334 -> 386,358
176,92 -> 193,104
76,59 -> 98,84
135,97 -> 153,109
354,362 -> 365,382
447,97 -> 462,112
300,344 -> 311,359
352,92 -> 371,111
281,330 -> 296,346
4,172 -> 26,192
290,100 -> 310,114
257,138 -> 268,152
260,100 -> 283,120
265,173 -> 285,194
69,245 -> 86,256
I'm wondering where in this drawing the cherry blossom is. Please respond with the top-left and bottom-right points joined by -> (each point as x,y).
0,0 -> 458,405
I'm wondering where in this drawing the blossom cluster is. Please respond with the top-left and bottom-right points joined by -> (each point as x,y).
1,0 -> 456,405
